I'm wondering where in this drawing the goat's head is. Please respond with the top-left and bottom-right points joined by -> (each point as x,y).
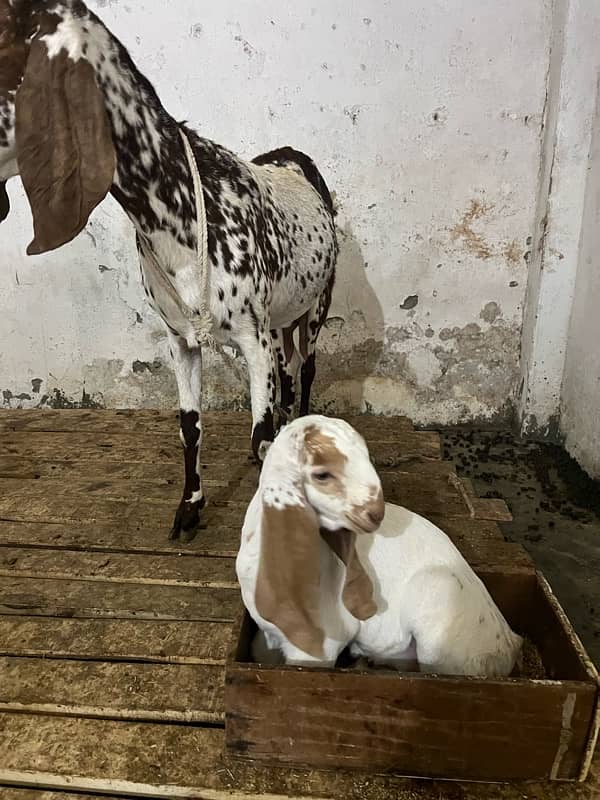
252,416 -> 384,658
0,0 -> 115,253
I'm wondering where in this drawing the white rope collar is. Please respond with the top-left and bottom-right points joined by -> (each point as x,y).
136,127 -> 217,351
137,126 -> 288,415
178,127 -> 215,349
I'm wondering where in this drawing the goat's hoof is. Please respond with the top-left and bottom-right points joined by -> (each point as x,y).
257,440 -> 271,462
247,453 -> 264,473
169,496 -> 205,542
250,438 -> 273,466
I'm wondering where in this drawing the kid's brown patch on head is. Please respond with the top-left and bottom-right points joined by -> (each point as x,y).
303,424 -> 347,469
303,425 -> 348,497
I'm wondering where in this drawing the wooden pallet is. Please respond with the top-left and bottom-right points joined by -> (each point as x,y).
0,409 -> 596,800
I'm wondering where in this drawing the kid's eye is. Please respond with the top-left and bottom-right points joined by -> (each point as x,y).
314,471 -> 332,481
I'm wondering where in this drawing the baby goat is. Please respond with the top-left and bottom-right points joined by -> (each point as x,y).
0,0 -> 337,540
237,416 -> 523,676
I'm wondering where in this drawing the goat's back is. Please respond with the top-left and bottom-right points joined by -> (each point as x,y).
353,503 -> 523,676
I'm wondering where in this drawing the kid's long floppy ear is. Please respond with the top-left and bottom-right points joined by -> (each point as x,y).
320,528 -> 377,621
15,38 -> 116,254
255,494 -> 326,659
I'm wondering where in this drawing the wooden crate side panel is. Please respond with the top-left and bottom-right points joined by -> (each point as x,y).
225,666 -> 596,781
530,576 -> 598,684
477,569 -> 538,631
0,712 -> 599,800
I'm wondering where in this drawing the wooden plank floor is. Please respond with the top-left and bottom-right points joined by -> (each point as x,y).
0,409 -> 596,800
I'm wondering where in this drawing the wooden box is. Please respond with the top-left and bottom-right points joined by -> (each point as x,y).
225,569 -> 599,782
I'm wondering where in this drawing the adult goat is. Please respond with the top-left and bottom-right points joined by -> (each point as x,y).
0,0 -> 338,540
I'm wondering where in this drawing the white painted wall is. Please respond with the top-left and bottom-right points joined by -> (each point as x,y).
0,0 -> 552,423
519,0 -> 600,439
560,74 -> 600,478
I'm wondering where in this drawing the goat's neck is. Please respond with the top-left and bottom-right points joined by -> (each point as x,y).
51,3 -> 196,245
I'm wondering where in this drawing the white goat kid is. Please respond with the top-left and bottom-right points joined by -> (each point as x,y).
236,415 -> 384,668
236,416 -> 523,676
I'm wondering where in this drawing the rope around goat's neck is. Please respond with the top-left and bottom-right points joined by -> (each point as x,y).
178,127 -> 288,421
135,129 -> 249,387
178,126 -> 215,349
178,129 -> 300,430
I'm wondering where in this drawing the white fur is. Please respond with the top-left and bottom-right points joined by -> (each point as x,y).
350,503 -> 523,677
237,416 -> 523,677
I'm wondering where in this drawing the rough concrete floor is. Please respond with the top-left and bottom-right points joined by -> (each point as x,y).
441,429 -> 600,667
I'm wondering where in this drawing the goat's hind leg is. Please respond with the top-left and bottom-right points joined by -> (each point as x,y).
239,322 -> 277,462
168,332 -> 205,542
298,278 -> 333,416
272,323 -> 302,427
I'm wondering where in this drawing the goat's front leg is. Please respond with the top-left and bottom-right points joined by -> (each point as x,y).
168,332 -> 205,542
239,325 -> 276,462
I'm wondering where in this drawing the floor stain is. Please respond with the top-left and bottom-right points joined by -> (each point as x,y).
442,428 -> 600,666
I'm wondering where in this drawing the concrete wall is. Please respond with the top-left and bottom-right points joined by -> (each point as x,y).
519,0 -> 600,440
0,0 -> 552,423
560,74 -> 600,478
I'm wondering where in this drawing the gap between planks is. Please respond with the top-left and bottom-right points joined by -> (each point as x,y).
0,547 -> 238,588
0,476 -> 510,524
0,713 -> 597,800
0,577 -> 240,622
0,408 -> 414,435
0,656 -> 224,724
0,424 -> 440,451
0,534 -> 531,585
0,516 -> 511,559
0,616 -> 231,665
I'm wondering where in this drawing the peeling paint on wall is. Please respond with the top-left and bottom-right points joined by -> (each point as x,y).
310,308 -> 520,425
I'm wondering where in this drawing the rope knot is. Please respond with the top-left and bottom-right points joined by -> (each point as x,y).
190,315 -> 217,351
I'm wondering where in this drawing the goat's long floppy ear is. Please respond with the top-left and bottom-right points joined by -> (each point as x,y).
15,40 -> 116,254
255,497 -> 325,659
320,529 -> 376,621
0,181 -> 9,222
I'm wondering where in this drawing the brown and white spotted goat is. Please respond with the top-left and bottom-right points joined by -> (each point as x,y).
0,0 -> 338,540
